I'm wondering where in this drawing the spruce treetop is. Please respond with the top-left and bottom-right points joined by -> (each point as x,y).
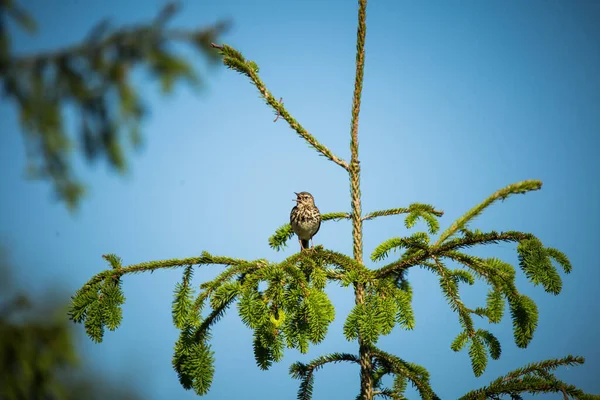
65,1 -> 598,399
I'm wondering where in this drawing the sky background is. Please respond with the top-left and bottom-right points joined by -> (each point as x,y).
1,0 -> 599,398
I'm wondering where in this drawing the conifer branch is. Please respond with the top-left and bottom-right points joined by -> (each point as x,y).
501,355 -> 584,380
279,247 -> 367,276
438,230 -> 534,252
195,291 -> 237,341
375,230 -> 535,278
431,256 -> 476,338
210,43 -> 349,170
69,252 -> 248,341
172,265 -> 196,329
459,356 -> 599,400
446,234 -> 571,297
371,232 -> 429,262
76,251 -> 245,290
363,204 -> 443,235
370,348 -> 440,400
373,229 -> 560,376
362,204 -> 444,221
443,252 -> 511,290
440,251 -> 542,350
12,15 -> 228,68
289,353 -> 360,400
172,325 -> 215,395
435,180 -> 543,245
373,388 -> 404,399
193,261 -> 264,315
269,212 -> 351,251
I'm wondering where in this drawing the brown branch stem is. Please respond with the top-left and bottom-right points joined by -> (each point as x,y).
210,43 -> 349,170
362,207 -> 444,221
79,252 -> 244,291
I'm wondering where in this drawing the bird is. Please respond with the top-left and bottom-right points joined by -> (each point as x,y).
290,191 -> 321,251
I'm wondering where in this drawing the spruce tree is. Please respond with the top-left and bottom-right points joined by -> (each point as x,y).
69,1 -> 599,399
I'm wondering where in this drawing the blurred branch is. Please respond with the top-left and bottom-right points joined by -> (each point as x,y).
0,293 -> 30,317
0,244 -> 144,400
11,24 -> 229,68
0,1 -> 229,210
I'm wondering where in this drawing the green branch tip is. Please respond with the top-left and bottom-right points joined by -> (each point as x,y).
436,180 -> 543,245
459,355 -> 598,400
363,203 -> 444,221
290,353 -> 360,400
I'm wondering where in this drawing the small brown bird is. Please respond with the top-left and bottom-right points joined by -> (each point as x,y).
290,191 -> 321,251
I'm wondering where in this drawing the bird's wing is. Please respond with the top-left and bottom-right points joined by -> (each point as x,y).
313,207 -> 321,236
290,206 -> 297,224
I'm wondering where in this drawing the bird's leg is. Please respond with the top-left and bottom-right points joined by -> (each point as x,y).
299,239 -> 305,251
310,238 -> 315,249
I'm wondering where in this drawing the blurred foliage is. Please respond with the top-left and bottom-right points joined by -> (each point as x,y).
0,0 -> 228,210
0,246 -> 142,400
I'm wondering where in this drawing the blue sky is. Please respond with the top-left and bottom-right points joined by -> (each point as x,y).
1,0 -> 599,398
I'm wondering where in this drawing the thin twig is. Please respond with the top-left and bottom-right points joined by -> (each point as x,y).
274,97 -> 283,122
374,231 -> 531,279
362,207 -> 444,221
210,42 -> 349,170
79,252 -> 245,290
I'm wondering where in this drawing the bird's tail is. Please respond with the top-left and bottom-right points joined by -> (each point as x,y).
301,239 -> 310,251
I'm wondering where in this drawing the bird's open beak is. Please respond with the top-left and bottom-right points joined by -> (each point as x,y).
293,192 -> 299,202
